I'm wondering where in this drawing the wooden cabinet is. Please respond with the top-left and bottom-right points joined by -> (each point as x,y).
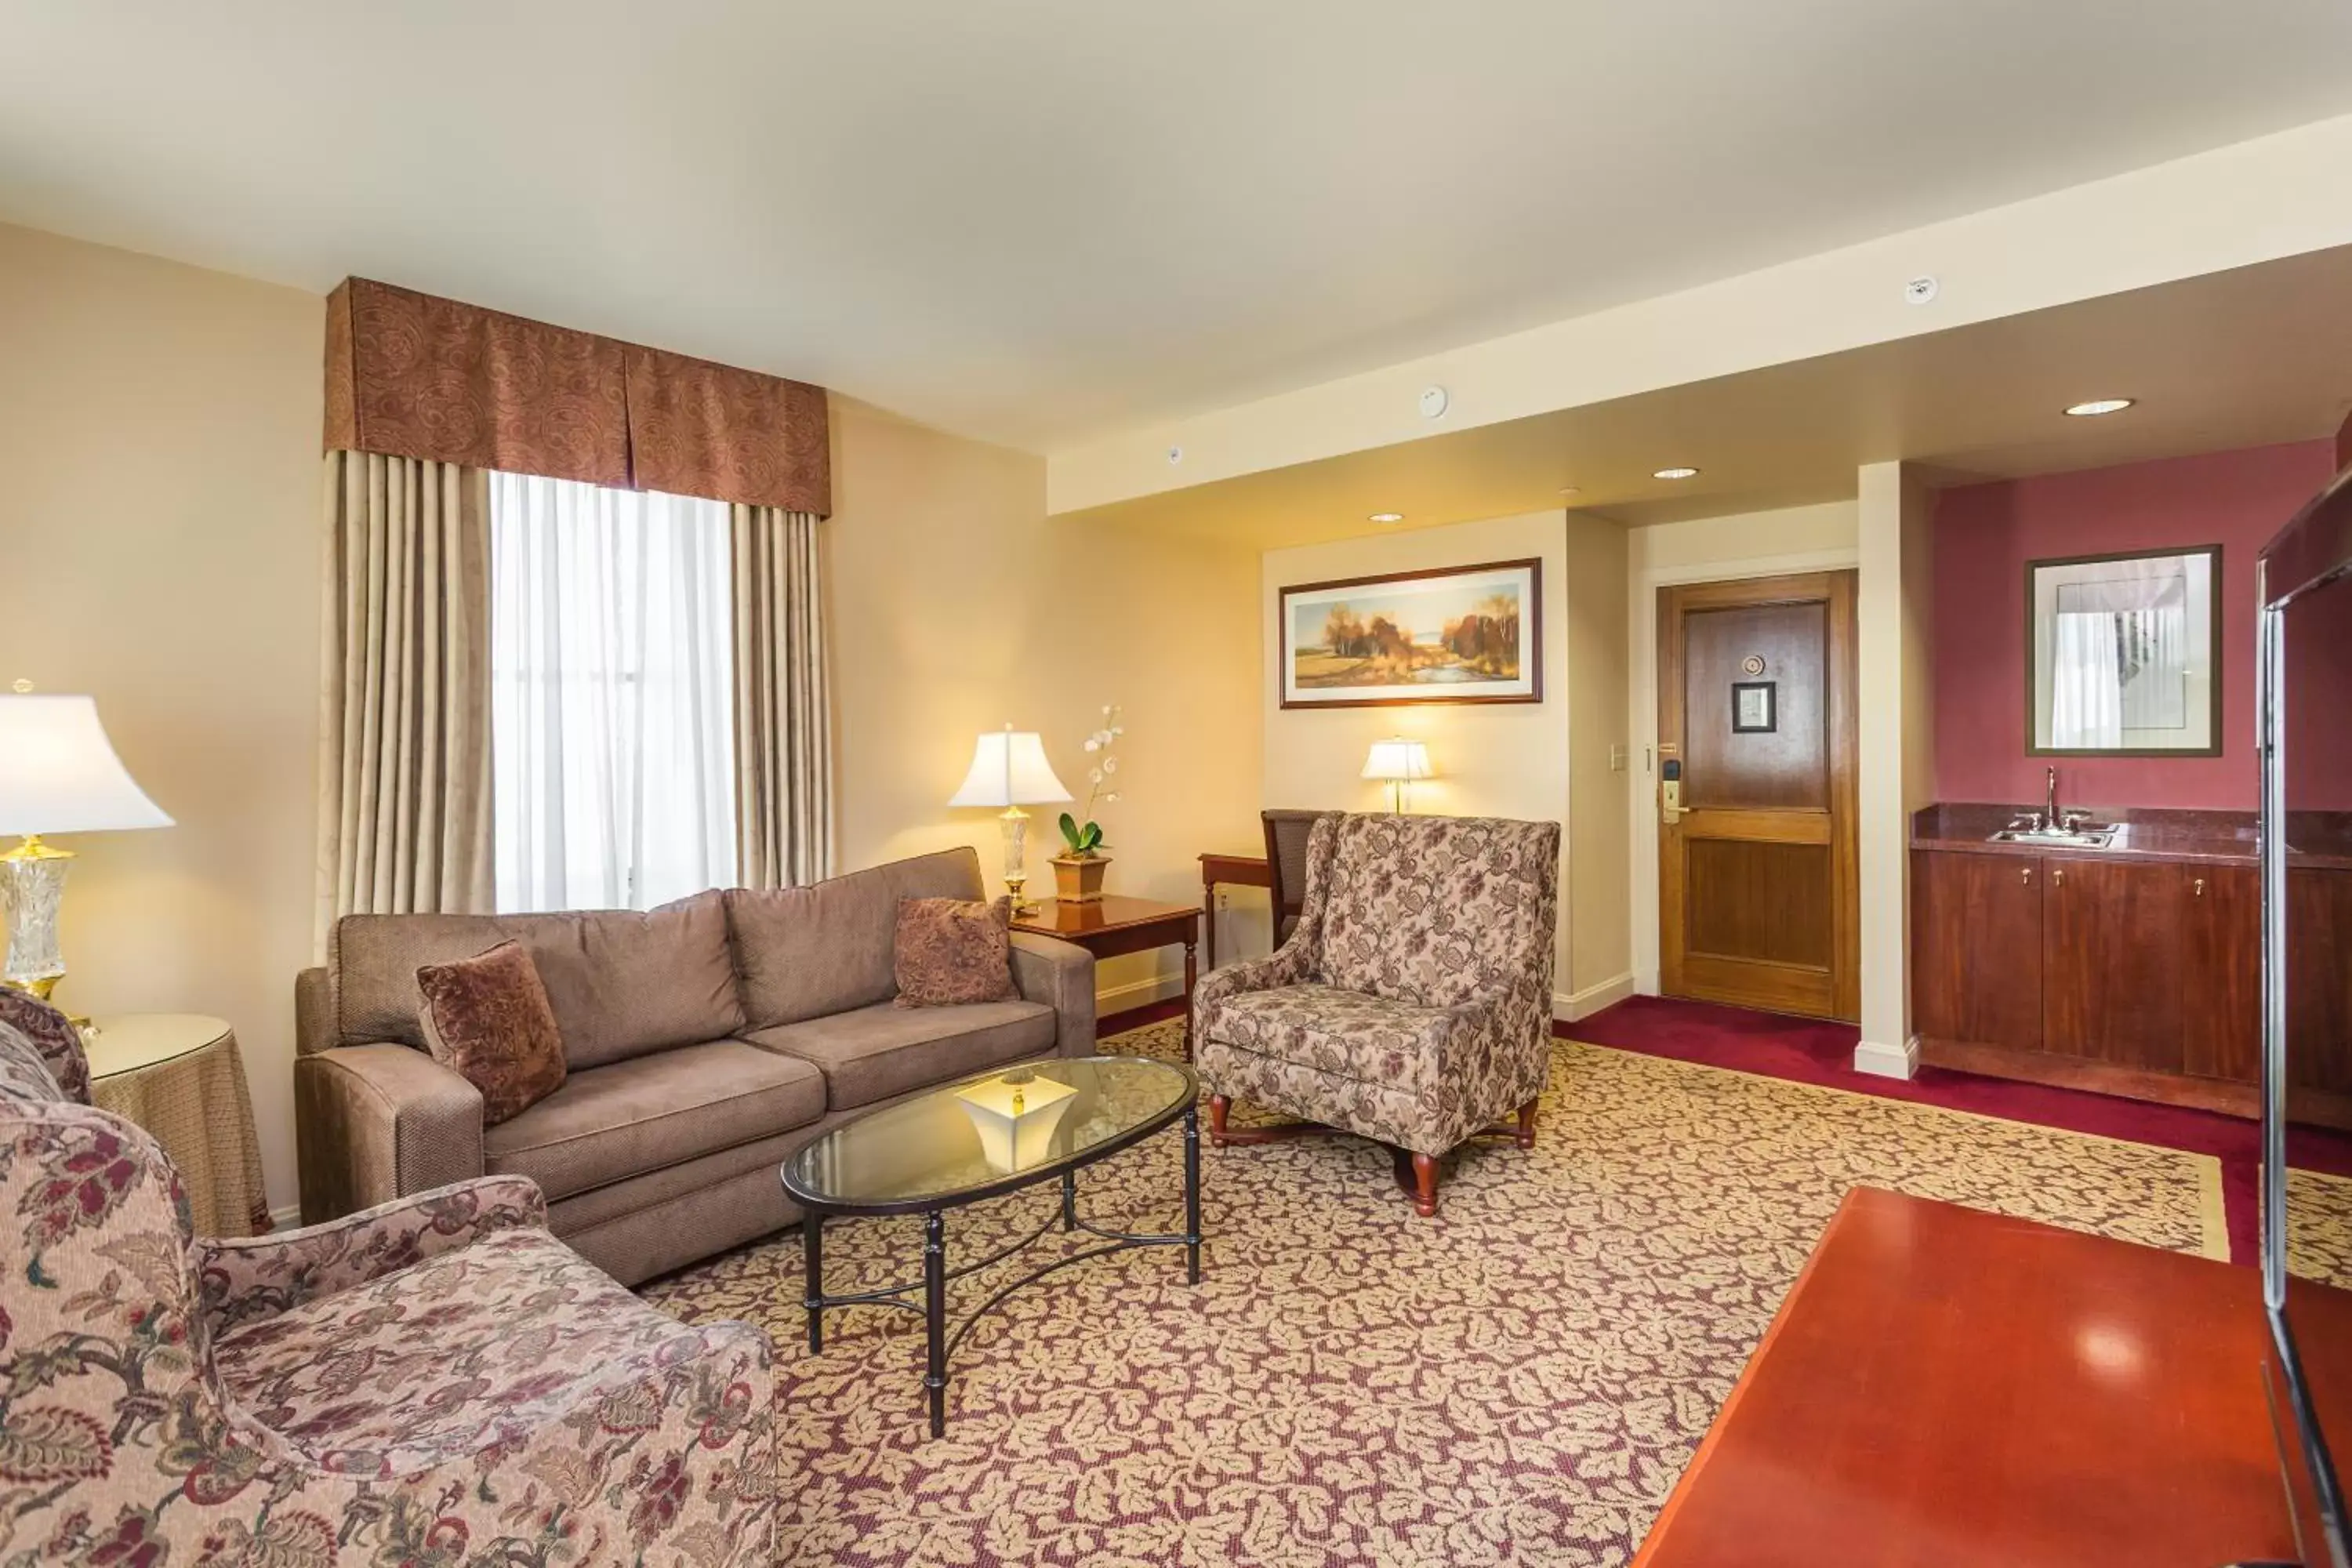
2182,864 -> 2262,1083
1913,848 -> 2268,1114
1913,851 -> 2043,1051
2043,858 -> 2184,1072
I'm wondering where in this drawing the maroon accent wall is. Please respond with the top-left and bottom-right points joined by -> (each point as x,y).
1933,440 -> 2338,811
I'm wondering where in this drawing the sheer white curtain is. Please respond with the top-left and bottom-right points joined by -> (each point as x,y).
490,473 -> 735,912
2049,612 -> 2125,749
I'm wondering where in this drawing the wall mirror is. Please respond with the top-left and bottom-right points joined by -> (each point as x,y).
2027,545 -> 2221,756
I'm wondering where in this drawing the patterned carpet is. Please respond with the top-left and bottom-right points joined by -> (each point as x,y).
2292,1167 -> 2352,1288
644,1021 -> 2226,1567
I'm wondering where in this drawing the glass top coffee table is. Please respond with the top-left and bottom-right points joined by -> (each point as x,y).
780,1054 -> 1201,1437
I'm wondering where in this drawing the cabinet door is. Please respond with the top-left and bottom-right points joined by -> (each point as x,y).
2180,864 -> 2260,1083
2288,866 -> 2352,1101
1913,851 -> 2043,1049
2045,859 -> 2184,1069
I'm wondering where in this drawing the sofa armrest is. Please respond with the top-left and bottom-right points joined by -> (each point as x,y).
195,1174 -> 546,1336
294,1043 -> 486,1224
295,964 -> 336,1055
1010,931 -> 1096,1056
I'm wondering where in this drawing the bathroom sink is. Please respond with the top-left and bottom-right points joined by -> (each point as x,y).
1987,824 -> 2118,849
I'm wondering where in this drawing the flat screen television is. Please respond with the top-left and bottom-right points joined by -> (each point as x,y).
2256,457 -> 2352,1568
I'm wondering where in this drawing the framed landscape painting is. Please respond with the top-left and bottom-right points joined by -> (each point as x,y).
1279,557 -> 1542,709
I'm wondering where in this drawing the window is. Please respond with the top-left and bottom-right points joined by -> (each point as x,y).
489,472 -> 735,912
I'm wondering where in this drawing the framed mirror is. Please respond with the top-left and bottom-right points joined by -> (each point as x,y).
2026,545 -> 2221,756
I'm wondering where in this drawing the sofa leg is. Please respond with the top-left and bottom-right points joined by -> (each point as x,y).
1408,1152 -> 1439,1218
1515,1098 -> 1537,1150
1209,1094 -> 1232,1148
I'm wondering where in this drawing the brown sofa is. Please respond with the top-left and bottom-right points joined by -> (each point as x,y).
295,847 -> 1095,1284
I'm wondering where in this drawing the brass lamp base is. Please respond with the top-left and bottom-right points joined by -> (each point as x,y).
2,834 -> 73,1002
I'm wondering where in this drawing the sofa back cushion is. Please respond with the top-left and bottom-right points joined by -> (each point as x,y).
726,847 -> 985,1028
1317,813 -> 1562,1008
332,890 -> 745,1069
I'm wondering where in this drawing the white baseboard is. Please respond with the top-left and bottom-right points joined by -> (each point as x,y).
1097,974 -> 1186,1015
1853,1036 -> 1921,1080
268,1202 -> 303,1233
1555,972 -> 1638,1024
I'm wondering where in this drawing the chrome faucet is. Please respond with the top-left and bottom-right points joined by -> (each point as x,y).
2045,765 -> 2060,832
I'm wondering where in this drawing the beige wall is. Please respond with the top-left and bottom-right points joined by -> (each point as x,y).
1260,510 -> 1628,1011
1623,501 -> 1863,992
0,221 -> 324,1215
1562,515 -> 1631,1004
1,224 -> 1265,1219
1853,463 -> 1936,1073
826,397 -> 1263,1011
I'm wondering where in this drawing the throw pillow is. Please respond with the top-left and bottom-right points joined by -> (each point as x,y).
893,895 -> 1018,1007
416,940 -> 567,1124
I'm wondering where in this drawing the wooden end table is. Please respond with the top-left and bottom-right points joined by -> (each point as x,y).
1197,852 -> 1272,970
1011,895 -> 1202,1055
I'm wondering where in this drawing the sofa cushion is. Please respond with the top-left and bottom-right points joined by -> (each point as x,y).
894,895 -> 1018,1007
726,847 -> 985,1028
743,998 -> 1054,1111
1198,982 -> 1451,1096
481,1038 -> 825,1201
332,891 -> 744,1069
416,940 -> 566,1124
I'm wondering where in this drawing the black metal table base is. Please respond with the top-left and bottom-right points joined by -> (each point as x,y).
802,1105 -> 1203,1437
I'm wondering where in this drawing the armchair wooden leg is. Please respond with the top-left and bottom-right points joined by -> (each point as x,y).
1515,1098 -> 1537,1150
1408,1152 -> 1439,1218
1209,1094 -> 1232,1148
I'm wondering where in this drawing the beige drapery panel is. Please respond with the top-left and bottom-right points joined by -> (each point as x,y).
314,451 -> 494,945
730,505 -> 833,888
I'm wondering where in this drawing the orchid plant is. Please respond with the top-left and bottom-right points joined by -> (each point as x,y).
1058,704 -> 1123,858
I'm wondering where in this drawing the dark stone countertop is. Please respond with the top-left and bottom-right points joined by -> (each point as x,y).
1912,804 -> 2352,869
1911,803 -> 2259,865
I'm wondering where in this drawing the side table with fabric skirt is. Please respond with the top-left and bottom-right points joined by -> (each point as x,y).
82,1012 -> 273,1236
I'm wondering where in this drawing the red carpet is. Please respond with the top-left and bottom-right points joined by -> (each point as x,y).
1567,993 -> 2352,1265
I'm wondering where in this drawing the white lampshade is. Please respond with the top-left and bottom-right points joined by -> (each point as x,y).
0,695 -> 173,837
948,726 -> 1073,808
1361,738 -> 1435,783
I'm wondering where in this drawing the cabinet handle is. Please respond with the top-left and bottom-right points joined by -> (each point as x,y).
2021,866 -> 2034,884
2194,877 -> 2205,898
2053,868 -> 2063,887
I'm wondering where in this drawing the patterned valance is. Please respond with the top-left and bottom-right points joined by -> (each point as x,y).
324,278 -> 830,516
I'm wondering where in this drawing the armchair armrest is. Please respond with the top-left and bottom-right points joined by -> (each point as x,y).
1436,969 -> 1554,1086
294,1042 -> 486,1224
195,1174 -> 546,1337
1192,938 -> 1318,1016
1011,931 -> 1096,1056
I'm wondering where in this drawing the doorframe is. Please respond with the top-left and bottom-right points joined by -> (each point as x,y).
1628,547 -> 1860,996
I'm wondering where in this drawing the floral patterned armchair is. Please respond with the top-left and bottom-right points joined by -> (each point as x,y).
1193,811 -> 1560,1216
0,999 -> 776,1566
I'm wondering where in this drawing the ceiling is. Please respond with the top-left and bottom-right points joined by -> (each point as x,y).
1059,245 -> 2352,545
4,2 -> 2351,452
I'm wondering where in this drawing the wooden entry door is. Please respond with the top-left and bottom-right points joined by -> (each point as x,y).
1658,572 -> 1858,1021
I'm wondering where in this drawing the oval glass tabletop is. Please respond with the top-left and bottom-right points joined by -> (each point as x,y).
782,1054 -> 1196,1213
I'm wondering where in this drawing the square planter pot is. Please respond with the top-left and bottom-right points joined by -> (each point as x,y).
1051,855 -> 1110,903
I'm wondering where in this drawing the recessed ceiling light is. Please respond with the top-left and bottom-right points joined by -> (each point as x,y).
1653,466 -> 1700,481
2063,398 -> 2136,417
1369,512 -> 1404,524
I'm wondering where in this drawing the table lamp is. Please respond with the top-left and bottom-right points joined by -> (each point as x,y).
0,688 -> 173,1001
1362,737 -> 1435,813
948,724 -> 1071,913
